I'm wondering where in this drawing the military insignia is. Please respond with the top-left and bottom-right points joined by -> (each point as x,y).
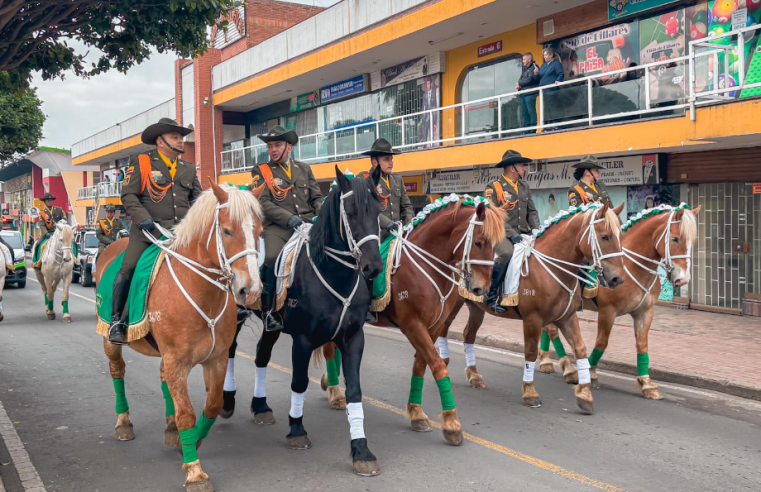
96,294 -> 102,308
124,175 -> 131,186
151,170 -> 163,183
485,188 -> 493,196
275,178 -> 284,186
503,192 -> 512,202
126,166 -> 135,174
252,175 -> 260,183
376,184 -> 382,194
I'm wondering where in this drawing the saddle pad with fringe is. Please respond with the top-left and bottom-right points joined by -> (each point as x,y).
32,237 -> 77,268
370,236 -> 397,312
95,244 -> 166,342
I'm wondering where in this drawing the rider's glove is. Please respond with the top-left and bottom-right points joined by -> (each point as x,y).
510,233 -> 523,245
138,218 -> 155,231
386,222 -> 401,235
287,215 -> 304,230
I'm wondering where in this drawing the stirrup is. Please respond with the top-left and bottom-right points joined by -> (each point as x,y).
108,320 -> 129,346
263,312 -> 283,332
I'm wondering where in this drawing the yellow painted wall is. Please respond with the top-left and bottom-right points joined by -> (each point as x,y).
72,134 -> 141,166
61,171 -> 88,225
441,24 -> 541,142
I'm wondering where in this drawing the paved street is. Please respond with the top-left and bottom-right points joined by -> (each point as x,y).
1,279 -> 760,492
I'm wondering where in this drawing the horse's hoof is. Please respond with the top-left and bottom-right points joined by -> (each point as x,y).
286,435 -> 312,450
63,315 -> 72,323
564,372 -> 579,385
410,419 -> 432,432
320,373 -> 329,391
218,408 -> 234,419
643,387 -> 663,400
523,397 -> 542,408
164,427 -> 179,448
576,398 -> 594,415
327,385 -> 346,410
254,411 -> 276,426
0,313 -> 4,322
443,428 -> 463,446
539,363 -> 555,374
469,377 -> 486,389
115,424 -> 135,441
465,367 -> 487,389
591,378 -> 600,390
47,313 -> 56,320
186,478 -> 214,492
353,460 -> 381,477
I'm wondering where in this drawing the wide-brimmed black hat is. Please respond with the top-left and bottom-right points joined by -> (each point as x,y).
571,155 -> 605,170
104,204 -> 116,212
257,125 -> 299,146
361,138 -> 401,157
493,150 -> 532,169
41,192 -> 56,201
141,118 -> 193,145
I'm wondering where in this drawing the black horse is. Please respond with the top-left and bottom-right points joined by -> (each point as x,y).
226,165 -> 384,476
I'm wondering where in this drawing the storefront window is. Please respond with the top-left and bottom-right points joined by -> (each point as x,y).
458,56 -> 522,137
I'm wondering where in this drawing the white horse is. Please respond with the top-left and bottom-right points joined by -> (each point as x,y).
34,222 -> 75,321
0,243 -> 10,322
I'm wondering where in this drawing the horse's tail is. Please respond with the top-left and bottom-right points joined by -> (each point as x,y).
312,341 -> 336,368
312,346 -> 325,368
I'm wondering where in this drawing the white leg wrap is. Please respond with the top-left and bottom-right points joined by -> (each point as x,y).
0,300 -> 3,311
577,358 -> 591,385
289,390 -> 306,419
437,337 -> 450,359
346,402 -> 366,440
464,343 -> 476,367
254,366 -> 267,398
523,361 -> 536,383
223,358 -> 236,392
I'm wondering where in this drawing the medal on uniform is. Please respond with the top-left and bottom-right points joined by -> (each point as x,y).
504,192 -> 512,202
275,178 -> 284,187
152,170 -> 163,183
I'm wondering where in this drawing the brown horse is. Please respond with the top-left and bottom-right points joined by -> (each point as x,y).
322,195 -> 506,445
536,204 -> 701,399
97,182 -> 263,492
437,202 -> 625,414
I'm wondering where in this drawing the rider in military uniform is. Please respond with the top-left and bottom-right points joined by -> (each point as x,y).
96,204 -> 124,254
108,118 -> 202,345
32,192 -> 65,264
360,138 -> 414,241
251,125 -> 323,332
567,155 -> 611,207
483,150 -> 540,313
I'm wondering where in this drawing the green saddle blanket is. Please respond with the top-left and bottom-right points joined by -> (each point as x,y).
33,237 -> 77,264
370,236 -> 396,312
96,243 -> 164,340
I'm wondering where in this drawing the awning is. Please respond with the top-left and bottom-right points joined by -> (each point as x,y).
0,159 -> 32,181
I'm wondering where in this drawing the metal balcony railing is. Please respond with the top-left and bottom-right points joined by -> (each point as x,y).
76,182 -> 122,201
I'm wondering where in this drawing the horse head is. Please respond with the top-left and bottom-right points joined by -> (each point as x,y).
580,202 -> 625,289
453,199 -> 506,297
55,222 -> 75,263
659,205 -> 700,287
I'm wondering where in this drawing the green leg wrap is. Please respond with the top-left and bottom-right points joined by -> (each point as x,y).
161,381 -> 175,417
637,353 -> 649,377
540,330 -> 551,352
44,292 -> 48,307
326,349 -> 342,387
113,378 -> 129,414
436,376 -> 456,411
408,375 -> 424,405
589,347 -> 604,367
62,301 -> 69,315
552,337 -> 567,359
194,411 -> 216,441
179,427 -> 199,463
334,349 -> 342,377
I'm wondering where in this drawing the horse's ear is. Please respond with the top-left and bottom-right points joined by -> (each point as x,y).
252,183 -> 266,200
613,202 -> 625,216
599,201 -> 610,216
691,205 -> 701,216
370,164 -> 382,187
208,178 -> 229,204
335,165 -> 350,193
476,201 -> 486,221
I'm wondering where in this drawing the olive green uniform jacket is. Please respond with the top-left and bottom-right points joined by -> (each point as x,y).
96,217 -> 125,254
567,180 -> 611,208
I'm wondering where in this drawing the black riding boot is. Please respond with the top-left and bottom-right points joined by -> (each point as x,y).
483,262 -> 509,314
108,272 -> 131,345
261,266 -> 283,332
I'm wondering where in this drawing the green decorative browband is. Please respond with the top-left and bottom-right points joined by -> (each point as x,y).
532,201 -> 605,239
621,202 -> 690,233
404,193 -> 491,233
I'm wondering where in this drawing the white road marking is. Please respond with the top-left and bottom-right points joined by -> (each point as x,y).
0,399 -> 47,491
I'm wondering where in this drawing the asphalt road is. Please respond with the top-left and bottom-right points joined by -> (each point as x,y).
0,278 -> 760,492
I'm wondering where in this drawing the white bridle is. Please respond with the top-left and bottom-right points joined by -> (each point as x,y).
622,208 -> 692,311
145,203 -> 259,362
43,225 -> 73,268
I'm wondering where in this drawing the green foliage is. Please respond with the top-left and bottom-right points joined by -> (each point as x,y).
0,0 -> 240,91
0,72 -> 45,163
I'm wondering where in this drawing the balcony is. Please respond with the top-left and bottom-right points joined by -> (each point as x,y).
76,182 -> 122,201
220,25 -> 761,175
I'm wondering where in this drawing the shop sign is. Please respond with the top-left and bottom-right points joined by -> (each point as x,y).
426,155 -> 659,194
404,182 -> 418,193
478,41 -> 502,58
210,5 -> 246,49
731,9 -> 748,31
608,0 -> 679,21
289,90 -> 319,113
380,56 -> 430,88
320,75 -> 368,103
1,209 -> 8,216
10,209 -> 19,217
29,207 -> 40,219
753,183 -> 761,194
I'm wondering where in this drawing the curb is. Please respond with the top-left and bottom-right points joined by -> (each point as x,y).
445,330 -> 761,402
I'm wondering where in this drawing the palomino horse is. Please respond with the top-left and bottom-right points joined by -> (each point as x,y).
436,202 -> 625,414
321,195 -> 506,445
240,166 -> 384,476
535,204 -> 700,399
34,222 -> 75,321
97,182 -> 263,492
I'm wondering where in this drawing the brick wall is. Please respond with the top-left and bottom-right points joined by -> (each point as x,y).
193,49 -> 224,189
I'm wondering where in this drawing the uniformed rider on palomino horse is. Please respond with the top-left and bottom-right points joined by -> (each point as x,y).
482,150 -> 540,313
108,118 -> 202,345
251,125 -> 323,332
97,204 -> 125,254
32,192 -> 65,265
567,155 -> 611,207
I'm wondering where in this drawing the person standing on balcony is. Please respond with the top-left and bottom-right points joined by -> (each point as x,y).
96,204 -> 124,254
483,150 -> 540,313
31,193 -> 64,263
536,47 -> 565,127
419,76 -> 439,144
250,125 -> 323,332
517,53 -> 540,134
108,118 -> 201,345
567,155 -> 611,207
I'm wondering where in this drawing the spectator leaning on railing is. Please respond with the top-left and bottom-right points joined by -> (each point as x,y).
516,53 -> 540,134
536,47 -> 565,127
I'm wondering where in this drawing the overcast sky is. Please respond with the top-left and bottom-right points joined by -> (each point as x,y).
34,0 -> 340,149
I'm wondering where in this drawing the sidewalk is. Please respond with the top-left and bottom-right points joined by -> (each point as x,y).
444,305 -> 761,400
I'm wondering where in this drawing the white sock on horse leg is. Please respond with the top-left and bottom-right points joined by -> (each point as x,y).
523,360 -> 536,382
346,402 -> 366,440
437,337 -> 450,359
254,367 -> 267,398
577,358 -> 591,385
223,358 -> 236,392
289,390 -> 307,418
464,343 -> 476,367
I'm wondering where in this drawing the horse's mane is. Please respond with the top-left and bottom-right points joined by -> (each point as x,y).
580,207 -> 620,238
622,204 -> 697,245
451,199 -> 506,246
58,223 -> 74,244
309,174 -> 380,264
680,208 -> 697,244
172,185 -> 263,250
538,203 -> 620,238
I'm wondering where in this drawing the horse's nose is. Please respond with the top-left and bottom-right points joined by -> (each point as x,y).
472,287 -> 485,297
608,276 -> 624,288
237,286 -> 250,300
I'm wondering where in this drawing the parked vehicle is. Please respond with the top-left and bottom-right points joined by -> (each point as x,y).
1,230 -> 27,288
73,229 -> 98,287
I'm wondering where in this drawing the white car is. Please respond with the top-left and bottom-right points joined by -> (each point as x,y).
0,230 -> 27,288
